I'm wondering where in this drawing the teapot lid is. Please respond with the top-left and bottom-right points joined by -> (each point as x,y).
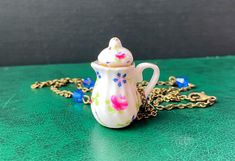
97,37 -> 133,67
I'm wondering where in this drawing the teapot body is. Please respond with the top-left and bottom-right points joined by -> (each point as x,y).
91,62 -> 142,128
90,37 -> 160,128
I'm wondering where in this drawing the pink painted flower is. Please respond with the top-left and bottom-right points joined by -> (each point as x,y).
115,52 -> 126,60
111,95 -> 128,111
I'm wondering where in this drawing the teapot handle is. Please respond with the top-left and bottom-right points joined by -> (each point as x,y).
136,63 -> 160,98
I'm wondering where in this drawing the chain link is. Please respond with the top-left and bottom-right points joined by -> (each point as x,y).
135,77 -> 216,120
31,76 -> 217,121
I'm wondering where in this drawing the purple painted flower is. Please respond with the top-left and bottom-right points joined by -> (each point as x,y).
113,72 -> 127,87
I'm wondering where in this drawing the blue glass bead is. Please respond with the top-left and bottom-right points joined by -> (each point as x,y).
82,77 -> 95,89
72,89 -> 84,103
176,77 -> 189,88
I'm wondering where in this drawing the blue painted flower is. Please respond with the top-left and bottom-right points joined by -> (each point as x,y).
72,89 -> 84,103
113,72 -> 127,87
96,71 -> 101,79
82,77 -> 95,89
176,77 -> 189,88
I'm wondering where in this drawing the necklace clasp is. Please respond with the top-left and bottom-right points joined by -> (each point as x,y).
188,92 -> 216,102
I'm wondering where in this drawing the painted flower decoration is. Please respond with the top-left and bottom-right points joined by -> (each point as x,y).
96,71 -> 101,79
111,95 -> 128,111
82,77 -> 95,89
91,92 -> 100,106
115,52 -> 126,60
113,72 -> 127,87
72,89 -> 84,103
105,99 -> 115,113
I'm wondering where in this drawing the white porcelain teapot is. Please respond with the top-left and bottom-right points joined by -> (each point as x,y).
91,37 -> 160,128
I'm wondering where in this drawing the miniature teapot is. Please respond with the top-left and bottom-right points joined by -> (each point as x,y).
91,37 -> 160,128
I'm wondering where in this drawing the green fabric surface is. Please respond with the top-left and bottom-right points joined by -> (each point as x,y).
0,56 -> 235,161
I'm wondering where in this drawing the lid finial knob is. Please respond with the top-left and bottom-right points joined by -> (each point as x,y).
108,37 -> 122,50
97,37 -> 133,67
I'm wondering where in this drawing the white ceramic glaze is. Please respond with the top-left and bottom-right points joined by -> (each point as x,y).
91,62 -> 160,128
98,37 -> 133,67
90,37 -> 160,128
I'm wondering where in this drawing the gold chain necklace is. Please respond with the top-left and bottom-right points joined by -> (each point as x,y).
31,76 -> 216,120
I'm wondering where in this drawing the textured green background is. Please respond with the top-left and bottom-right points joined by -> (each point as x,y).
0,56 -> 235,161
